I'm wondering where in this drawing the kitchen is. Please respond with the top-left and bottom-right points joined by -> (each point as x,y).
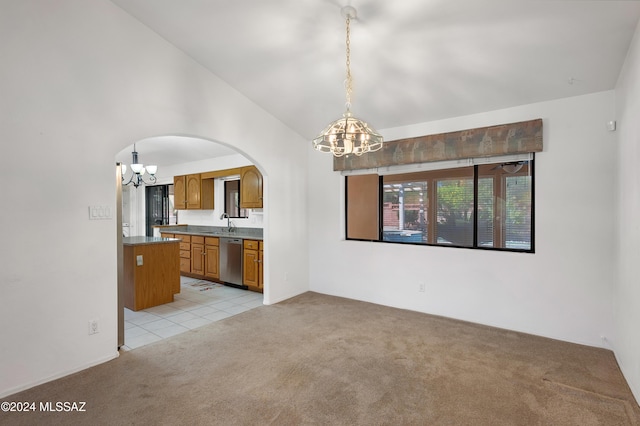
117,136 -> 265,349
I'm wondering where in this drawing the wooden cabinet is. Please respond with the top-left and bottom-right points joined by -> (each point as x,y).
177,234 -> 219,280
204,237 -> 220,280
243,242 -> 259,287
186,174 -> 202,209
178,236 -> 192,274
175,166 -> 260,210
243,239 -> 263,292
164,232 -> 260,291
258,241 -> 264,289
240,166 -> 263,208
191,236 -> 205,276
180,252 -> 191,274
123,239 -> 180,311
173,176 -> 186,209
163,233 -> 191,274
174,174 -> 214,210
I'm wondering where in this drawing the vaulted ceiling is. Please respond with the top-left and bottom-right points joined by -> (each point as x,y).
112,0 -> 640,165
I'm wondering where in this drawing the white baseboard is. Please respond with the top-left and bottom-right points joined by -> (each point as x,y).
0,351 -> 119,399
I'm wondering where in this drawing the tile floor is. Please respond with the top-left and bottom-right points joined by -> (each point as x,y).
122,276 -> 263,351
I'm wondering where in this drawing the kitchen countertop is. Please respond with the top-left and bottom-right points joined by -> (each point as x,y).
123,236 -> 182,246
159,225 -> 263,241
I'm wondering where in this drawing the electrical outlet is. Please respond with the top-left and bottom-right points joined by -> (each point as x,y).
418,282 -> 426,292
88,320 -> 99,335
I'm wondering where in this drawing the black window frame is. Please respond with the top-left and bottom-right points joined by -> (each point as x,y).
224,179 -> 248,219
345,158 -> 535,253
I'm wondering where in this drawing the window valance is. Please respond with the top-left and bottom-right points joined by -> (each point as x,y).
333,118 -> 542,172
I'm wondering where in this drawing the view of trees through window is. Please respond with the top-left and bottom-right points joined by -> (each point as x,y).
436,178 -> 474,246
379,162 -> 533,251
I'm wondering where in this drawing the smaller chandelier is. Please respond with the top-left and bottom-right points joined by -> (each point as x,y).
121,144 -> 157,188
313,6 -> 383,157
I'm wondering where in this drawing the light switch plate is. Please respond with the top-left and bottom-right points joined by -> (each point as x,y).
136,255 -> 143,266
88,205 -> 112,220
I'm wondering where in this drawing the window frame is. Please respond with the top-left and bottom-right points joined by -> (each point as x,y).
345,159 -> 535,253
224,179 -> 248,219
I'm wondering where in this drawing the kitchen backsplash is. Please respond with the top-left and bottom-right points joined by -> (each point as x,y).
178,208 -> 264,228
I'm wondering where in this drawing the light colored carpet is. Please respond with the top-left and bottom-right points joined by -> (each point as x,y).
1,292 -> 639,425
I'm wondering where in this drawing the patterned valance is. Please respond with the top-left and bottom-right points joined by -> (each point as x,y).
333,118 -> 543,171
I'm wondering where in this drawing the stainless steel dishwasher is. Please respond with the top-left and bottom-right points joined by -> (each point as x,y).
219,237 -> 244,288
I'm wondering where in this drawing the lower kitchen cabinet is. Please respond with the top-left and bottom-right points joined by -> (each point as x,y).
162,233 -> 192,274
204,237 -> 220,280
180,253 -> 191,274
165,232 -> 261,291
191,236 -> 205,276
243,239 -> 263,292
179,236 -> 192,274
165,234 -> 220,281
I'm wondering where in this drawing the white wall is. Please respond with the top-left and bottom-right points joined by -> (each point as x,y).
309,90 -> 617,348
1,0 -> 635,403
0,0 -> 308,398
614,19 -> 640,403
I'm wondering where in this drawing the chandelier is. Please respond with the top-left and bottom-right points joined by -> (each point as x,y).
313,6 -> 383,157
121,144 -> 157,188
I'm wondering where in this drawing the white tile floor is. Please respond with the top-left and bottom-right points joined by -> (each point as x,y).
122,276 -> 263,351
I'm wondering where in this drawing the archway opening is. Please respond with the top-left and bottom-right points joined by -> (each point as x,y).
115,135 -> 268,351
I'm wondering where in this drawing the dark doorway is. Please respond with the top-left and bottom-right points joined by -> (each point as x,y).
145,184 -> 175,236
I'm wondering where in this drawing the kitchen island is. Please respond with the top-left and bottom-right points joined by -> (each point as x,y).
123,236 -> 181,311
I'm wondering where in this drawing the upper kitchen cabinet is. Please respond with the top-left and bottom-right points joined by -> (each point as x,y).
174,174 -> 214,210
174,175 -> 186,208
240,166 -> 263,208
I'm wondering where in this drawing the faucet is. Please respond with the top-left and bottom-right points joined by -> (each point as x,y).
220,213 -> 233,232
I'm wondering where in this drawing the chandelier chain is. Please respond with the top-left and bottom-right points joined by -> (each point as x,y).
345,15 -> 352,111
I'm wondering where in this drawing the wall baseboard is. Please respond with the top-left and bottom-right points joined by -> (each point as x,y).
0,351 -> 119,400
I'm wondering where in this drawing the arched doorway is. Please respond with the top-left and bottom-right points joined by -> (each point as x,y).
115,135 -> 267,350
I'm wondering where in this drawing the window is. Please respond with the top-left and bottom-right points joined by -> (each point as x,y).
477,163 -> 533,250
347,159 -> 534,252
224,180 -> 248,218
